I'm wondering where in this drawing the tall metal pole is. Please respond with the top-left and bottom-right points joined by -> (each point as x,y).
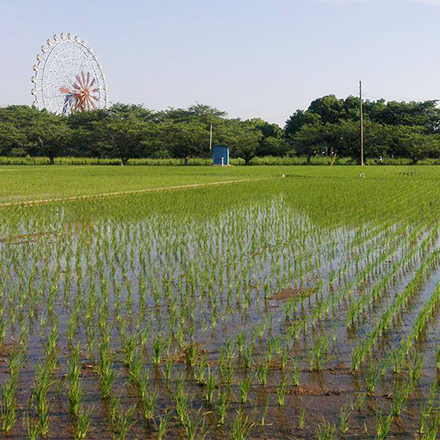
209,123 -> 213,151
360,80 -> 364,166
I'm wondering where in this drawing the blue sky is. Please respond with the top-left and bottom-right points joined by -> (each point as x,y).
1,0 -> 440,125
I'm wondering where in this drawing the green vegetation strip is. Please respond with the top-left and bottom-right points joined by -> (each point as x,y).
0,176 -> 276,208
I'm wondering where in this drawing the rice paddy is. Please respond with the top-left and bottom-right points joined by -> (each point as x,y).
1,165 -> 440,439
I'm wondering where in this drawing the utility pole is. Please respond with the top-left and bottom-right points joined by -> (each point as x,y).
209,123 -> 213,151
360,80 -> 364,166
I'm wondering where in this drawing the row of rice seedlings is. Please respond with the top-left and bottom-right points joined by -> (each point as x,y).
0,343 -> 26,433
345,219 -> 431,327
387,282 -> 440,374
28,320 -> 59,438
418,377 -> 440,439
351,245 -> 440,370
66,343 -> 93,439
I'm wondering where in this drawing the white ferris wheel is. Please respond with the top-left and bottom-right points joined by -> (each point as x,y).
31,33 -> 108,115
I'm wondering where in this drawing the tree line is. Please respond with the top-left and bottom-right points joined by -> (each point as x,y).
286,96 -> 440,163
1,96 -> 440,164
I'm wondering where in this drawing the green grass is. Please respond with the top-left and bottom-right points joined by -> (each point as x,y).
0,165 -> 277,203
0,164 -> 437,205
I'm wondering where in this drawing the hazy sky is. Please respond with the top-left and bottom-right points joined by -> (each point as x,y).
1,0 -> 440,125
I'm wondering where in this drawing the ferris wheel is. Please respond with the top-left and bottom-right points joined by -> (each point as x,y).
31,33 -> 108,115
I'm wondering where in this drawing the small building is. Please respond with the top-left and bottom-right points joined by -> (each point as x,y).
212,145 -> 229,166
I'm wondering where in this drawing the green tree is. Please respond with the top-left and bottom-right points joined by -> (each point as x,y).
27,111 -> 71,164
0,122 -> 27,156
95,111 -> 149,165
291,123 -> 329,162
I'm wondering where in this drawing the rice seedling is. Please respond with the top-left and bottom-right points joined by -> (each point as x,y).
109,398 -> 137,440
231,408 -> 254,440
0,350 -> 24,433
141,385 -> 158,421
339,400 -> 352,434
292,360 -> 300,387
255,363 -> 268,386
298,407 -> 306,429
238,376 -> 252,404
153,337 -> 165,365
157,411 -> 171,440
75,406 -> 94,440
163,355 -> 174,386
204,368 -> 218,404
276,377 -> 289,407
375,406 -> 392,440
309,332 -> 333,371
216,388 -> 229,425
365,363 -> 380,394
315,418 -> 337,440
418,379 -> 439,437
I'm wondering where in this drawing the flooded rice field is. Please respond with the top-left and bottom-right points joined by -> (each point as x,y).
1,167 -> 440,439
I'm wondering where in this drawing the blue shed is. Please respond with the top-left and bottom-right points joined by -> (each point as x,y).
212,145 -> 229,166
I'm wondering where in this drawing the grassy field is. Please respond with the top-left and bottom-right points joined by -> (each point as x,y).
1,165 -> 440,439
